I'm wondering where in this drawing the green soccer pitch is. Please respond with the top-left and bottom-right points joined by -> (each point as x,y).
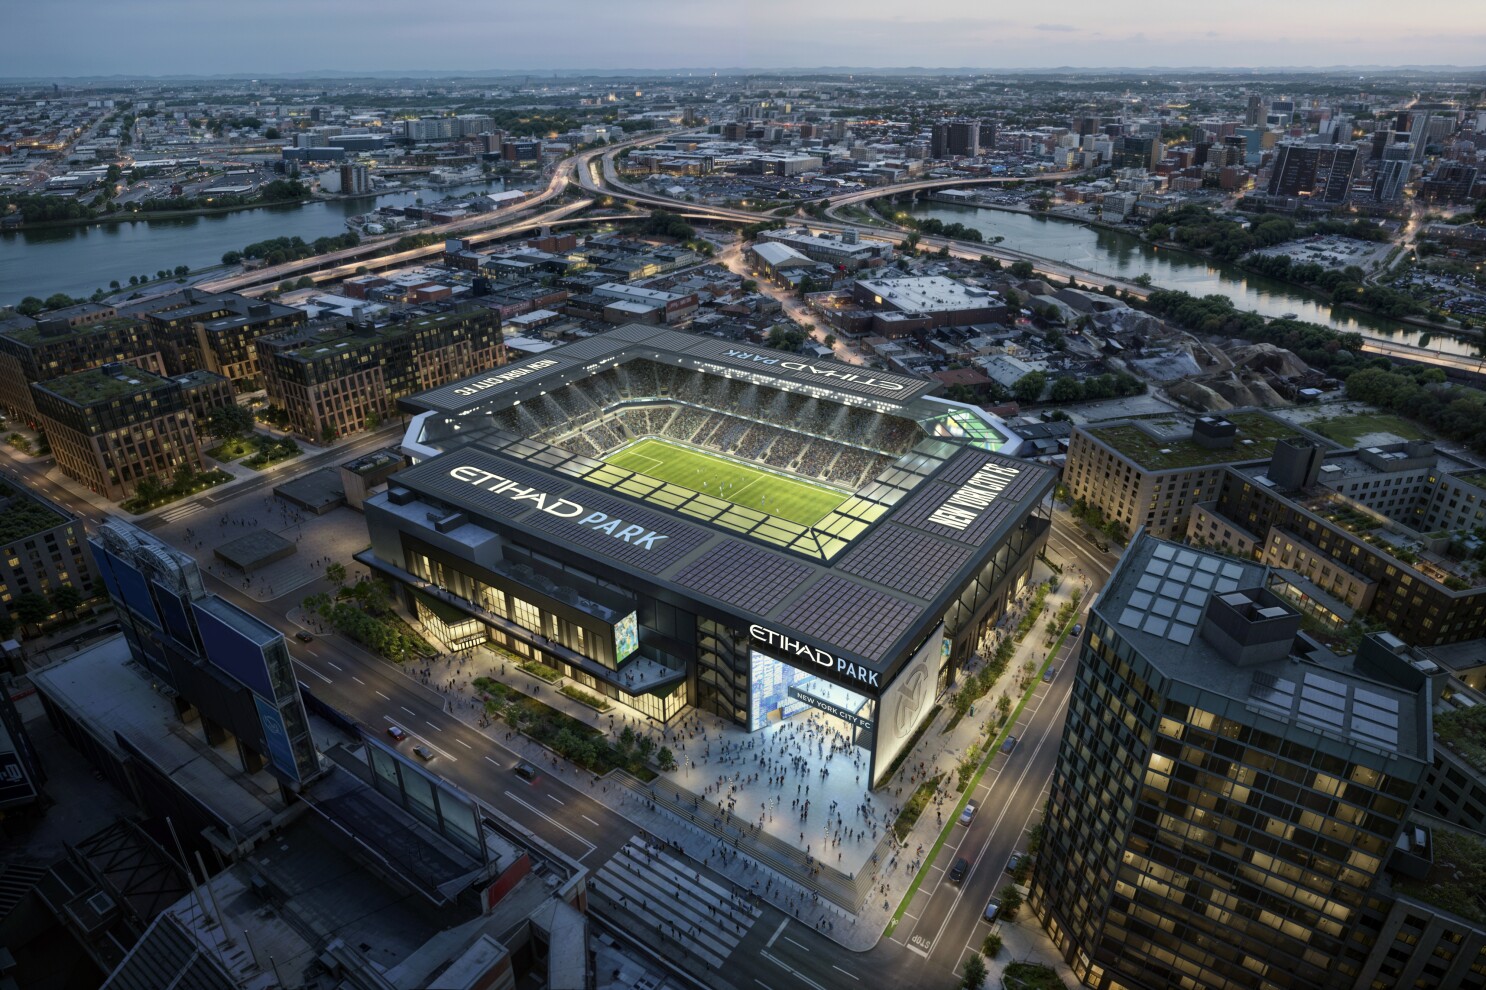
604,438 -> 849,527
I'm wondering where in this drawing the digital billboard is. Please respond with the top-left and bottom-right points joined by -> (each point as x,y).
254,696 -> 301,783
106,547 -> 161,630
872,626 -> 945,787
89,542 -> 121,602
191,600 -> 276,701
748,650 -> 812,731
614,611 -> 639,663
153,580 -> 197,652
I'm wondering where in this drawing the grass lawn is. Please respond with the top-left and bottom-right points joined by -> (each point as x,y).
604,438 -> 847,527
1306,412 -> 1430,448
205,437 -> 254,461
1091,411 -> 1305,470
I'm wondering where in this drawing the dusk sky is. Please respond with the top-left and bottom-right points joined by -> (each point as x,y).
9,0 -> 1486,77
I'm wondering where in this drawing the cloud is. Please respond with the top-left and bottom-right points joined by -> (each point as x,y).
1034,23 -> 1077,32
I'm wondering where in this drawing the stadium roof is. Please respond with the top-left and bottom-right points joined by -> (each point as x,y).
403,323 -> 937,418
392,441 -> 1050,687
386,327 -> 1058,683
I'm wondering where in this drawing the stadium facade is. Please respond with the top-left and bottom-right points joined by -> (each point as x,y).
362,325 -> 1055,787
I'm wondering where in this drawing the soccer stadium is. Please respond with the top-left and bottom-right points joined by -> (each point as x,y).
361,325 -> 1056,787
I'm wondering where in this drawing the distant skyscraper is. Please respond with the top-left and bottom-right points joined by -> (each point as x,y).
931,119 -> 980,158
1266,143 -> 1358,203
1032,534 -> 1432,990
1373,144 -> 1412,202
1245,95 -> 1264,127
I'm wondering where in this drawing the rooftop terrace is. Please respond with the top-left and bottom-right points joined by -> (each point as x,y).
1393,821 -> 1486,925
1091,411 -> 1304,471
37,365 -> 171,404
2,315 -> 142,347
0,481 -> 65,543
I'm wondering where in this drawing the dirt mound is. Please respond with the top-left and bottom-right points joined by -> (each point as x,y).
1223,341 -> 1311,378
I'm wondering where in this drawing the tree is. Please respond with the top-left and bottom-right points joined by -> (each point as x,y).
325,562 -> 347,585
997,883 -> 1023,920
1050,377 -> 1082,403
49,585 -> 83,620
960,954 -> 987,990
206,402 -> 254,439
14,591 -> 52,636
981,932 -> 1003,959
741,279 -> 758,292
1011,371 -> 1048,405
824,334 -> 837,348
657,746 -> 677,772
1009,260 -> 1035,279
264,127 -> 281,139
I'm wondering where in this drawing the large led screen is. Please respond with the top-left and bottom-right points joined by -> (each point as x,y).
191,601 -> 275,701
254,696 -> 301,783
871,626 -> 945,787
614,611 -> 639,662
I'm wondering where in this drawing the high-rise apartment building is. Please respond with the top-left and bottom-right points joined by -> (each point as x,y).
256,306 -> 504,440
931,119 -> 980,158
30,364 -> 204,501
1266,143 -> 1359,204
1033,533 -> 1433,990
1112,136 -> 1163,172
1420,163 -> 1480,203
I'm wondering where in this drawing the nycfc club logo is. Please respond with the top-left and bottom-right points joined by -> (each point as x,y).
894,664 -> 930,740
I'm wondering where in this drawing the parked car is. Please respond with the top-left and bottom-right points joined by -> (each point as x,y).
984,898 -> 1002,923
1043,665 -> 1057,683
1002,735 -> 1018,754
949,858 -> 970,884
295,631 -> 313,642
959,801 -> 978,826
1006,852 -> 1024,874
514,761 -> 540,782
386,725 -> 406,741
412,744 -> 434,761
1071,623 -> 1083,637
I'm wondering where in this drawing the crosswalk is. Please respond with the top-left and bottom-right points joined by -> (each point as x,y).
158,500 -> 206,523
592,838 -> 761,968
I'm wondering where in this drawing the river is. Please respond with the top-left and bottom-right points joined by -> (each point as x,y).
0,178 -> 506,306
905,201 -> 1479,357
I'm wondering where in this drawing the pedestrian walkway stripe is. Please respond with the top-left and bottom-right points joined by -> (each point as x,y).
591,838 -> 760,969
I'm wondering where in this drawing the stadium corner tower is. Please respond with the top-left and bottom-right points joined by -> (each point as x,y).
366,325 -> 1056,787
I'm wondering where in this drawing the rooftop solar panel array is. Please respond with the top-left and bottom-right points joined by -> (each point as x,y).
836,524 -> 973,600
521,489 -> 712,574
1249,666 -> 1401,749
776,576 -> 923,660
674,540 -> 815,614
1115,542 -> 1244,646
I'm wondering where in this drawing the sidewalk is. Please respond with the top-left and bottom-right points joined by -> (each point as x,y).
387,565 -> 1085,953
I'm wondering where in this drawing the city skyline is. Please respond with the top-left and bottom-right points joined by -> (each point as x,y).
8,0 -> 1486,78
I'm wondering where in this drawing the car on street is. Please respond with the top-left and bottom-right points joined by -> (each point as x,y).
1043,665 -> 1056,682
958,801 -> 978,826
295,631 -> 313,642
1002,735 -> 1018,754
984,898 -> 1001,923
386,725 -> 406,741
1071,623 -> 1083,637
514,761 -> 540,782
1006,852 -> 1024,874
412,744 -> 434,761
949,857 -> 970,884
